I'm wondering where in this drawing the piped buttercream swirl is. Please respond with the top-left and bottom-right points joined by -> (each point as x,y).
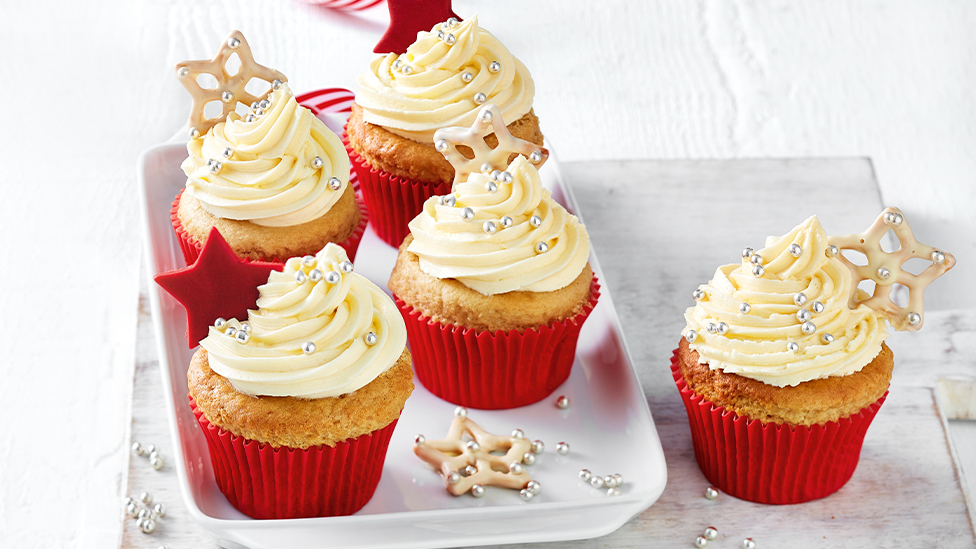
407,155 -> 589,295
200,244 -> 407,398
356,16 -> 535,143
683,216 -> 888,387
181,82 -> 351,227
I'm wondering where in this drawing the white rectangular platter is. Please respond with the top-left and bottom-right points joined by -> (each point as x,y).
137,113 -> 667,549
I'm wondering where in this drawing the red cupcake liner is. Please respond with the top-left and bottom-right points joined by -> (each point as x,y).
171,189 -> 369,267
190,395 -> 398,519
394,276 -> 601,410
342,134 -> 453,249
670,350 -> 888,504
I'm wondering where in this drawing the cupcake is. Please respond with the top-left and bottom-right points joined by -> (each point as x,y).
673,210 -> 954,504
346,15 -> 544,247
173,31 -> 367,265
186,243 -> 412,518
388,106 -> 598,409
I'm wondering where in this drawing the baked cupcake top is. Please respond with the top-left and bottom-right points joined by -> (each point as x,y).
406,154 -> 589,296
199,243 -> 406,398
356,15 -> 535,143
180,81 -> 351,228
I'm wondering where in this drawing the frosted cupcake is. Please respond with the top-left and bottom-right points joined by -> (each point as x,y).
173,31 -> 366,265
673,210 -> 954,503
346,16 -> 543,247
389,106 -> 598,409
188,243 -> 412,518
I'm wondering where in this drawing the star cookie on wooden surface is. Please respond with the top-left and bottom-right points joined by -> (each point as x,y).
414,410 -> 538,498
175,30 -> 287,138
374,0 -> 460,54
154,227 -> 281,348
433,104 -> 549,187
828,207 -> 955,331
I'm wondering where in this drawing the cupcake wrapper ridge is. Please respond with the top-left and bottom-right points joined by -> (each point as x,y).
395,276 -> 601,410
670,350 -> 888,504
190,395 -> 398,519
171,189 -> 369,267
343,133 -> 453,249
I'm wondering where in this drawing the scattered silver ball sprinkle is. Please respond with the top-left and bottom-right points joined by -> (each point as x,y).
512,428 -> 524,439
603,475 -> 616,488
787,341 -> 800,353
908,312 -> 922,326
435,140 -> 449,152
214,318 -> 227,330
743,539 -> 757,549
463,465 -> 477,477
877,267 -> 891,279
509,462 -> 524,475
140,492 -> 153,506
272,79 -> 283,90
526,480 -> 541,495
473,92 -> 487,104
295,270 -> 307,284
796,309 -> 812,322
607,487 -> 621,497
234,330 -> 249,344
246,114 -> 256,123
500,216 -> 513,228
716,322 -> 729,335
704,526 -> 718,541
259,99 -> 270,109
750,254 -> 763,265
139,518 -> 156,534
445,33 -> 456,45
146,444 -> 157,456
490,170 -> 502,181
705,486 -> 719,500
590,476 -> 605,489
177,66 -> 190,79
436,30 -> 445,40
227,36 -> 240,49
302,255 -> 316,266
222,147 -> 233,159
579,469 -> 592,481
126,501 -> 139,517
788,243 -> 803,257
500,171 -> 513,184
751,264 -> 765,277
401,65 -> 413,75
932,250 -> 946,264
443,195 -> 456,207
529,151 -> 543,164
519,489 -> 534,501
481,109 -> 493,123
742,247 -> 754,259
801,321 -> 817,335
365,332 -> 378,346
480,163 -> 492,173
461,72 -> 473,83
329,177 -> 342,191
685,329 -> 698,343
302,341 -> 316,354
556,442 -> 570,455
312,156 -> 323,169
455,406 -> 468,419
812,301 -> 825,314
138,508 -> 153,521
535,241 -> 549,254
309,269 -> 323,282
483,221 -> 498,234
693,288 -> 706,301
613,473 -> 623,486
706,322 -> 717,334
221,90 -> 234,103
530,215 -> 542,227
414,434 -> 425,445
695,536 -> 708,549
132,442 -> 145,456
826,244 -> 839,257
522,452 -> 536,466
471,484 -> 485,498
556,395 -> 570,409
794,292 -> 808,306
208,159 -> 223,174
461,207 -> 475,221
488,60 -> 502,73
739,302 -> 751,314
152,503 -> 166,518
188,127 -> 200,139
447,471 -> 460,484
446,17 -> 459,26
151,453 -> 165,470
325,271 -> 342,284
822,333 -> 835,344
225,327 -> 237,338
883,211 -> 904,226
466,440 -> 481,452
485,181 -> 498,193
339,261 -> 354,274
239,322 -> 251,333
392,59 -> 402,70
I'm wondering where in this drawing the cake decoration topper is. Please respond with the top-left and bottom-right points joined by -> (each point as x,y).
374,0 -> 460,54
175,30 -> 288,138
433,104 -> 549,187
154,227 -> 282,348
828,207 -> 955,331
414,409 -> 540,499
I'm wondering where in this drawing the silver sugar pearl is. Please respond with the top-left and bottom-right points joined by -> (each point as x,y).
240,322 -> 251,333
603,475 -> 616,488
125,501 -> 139,517
490,170 -> 502,181
466,440 -> 481,452
932,250 -> 946,264
302,255 -> 316,266
214,317 -> 227,329
177,66 -> 190,79
461,207 -> 475,221
706,322 -> 717,334
140,491 -> 153,505
272,79 -> 283,90
526,480 -> 541,495
556,395 -> 570,409
796,309 -> 812,322
447,471 -> 460,484
884,211 -> 904,226
590,476 -> 605,488
188,127 -> 200,139
812,301 -> 825,314
463,465 -> 477,476
877,267 -> 891,279
255,108 -> 266,116
485,181 -> 498,193
309,269 -> 324,282
445,33 -> 456,45
225,327 -> 237,338
339,261 -> 354,273
532,440 -> 545,454
246,114 -> 256,123
684,329 -> 698,343
695,536 -> 708,548
259,99 -> 270,109
471,484 -> 485,498
500,171 -> 513,184
522,452 -> 536,466
787,341 -> 800,353
329,177 -> 342,191
473,92 -> 486,104
613,473 -> 623,486
607,487 -> 621,497
750,254 -> 763,265
221,147 -> 233,159
512,428 -> 524,439
716,322 -> 729,335
455,406 -> 468,419
501,216 -> 513,228
908,312 -> 922,326
139,518 -> 156,534
822,333 -> 835,344
529,151 -> 543,164
794,292 -> 808,306
146,444 -> 157,456
693,288 -> 706,301
489,61 -> 501,73
152,503 -> 166,518
751,264 -> 765,277
443,195 -> 456,207
138,508 -> 153,521
739,302 -> 752,314
826,244 -> 839,257
743,539 -> 757,549
392,59 -> 402,69
461,71 -> 473,83
801,321 -> 817,335
295,270 -> 307,283
530,215 -> 542,227
480,163 -> 492,173
435,140 -> 449,152
579,469 -> 592,481
788,243 -> 803,257
131,442 -> 145,456
483,221 -> 497,234
401,65 -> 413,75
481,109 -> 493,123
704,526 -> 719,540
535,241 -> 549,254
414,434 -> 425,445
556,442 -> 570,455
437,30 -> 445,40
235,330 -> 249,344
509,462 -> 524,475
227,37 -> 240,49
250,101 -> 259,110
208,159 -> 223,174
446,17 -> 459,26
705,486 -> 719,500
325,271 -> 341,284
302,341 -> 316,354
312,156 -> 323,169
519,488 -> 534,501
742,247 -> 754,259
221,90 -> 234,103
365,331 -> 378,346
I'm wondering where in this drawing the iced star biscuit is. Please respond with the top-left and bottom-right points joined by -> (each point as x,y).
672,209 -> 954,504
171,31 -> 367,265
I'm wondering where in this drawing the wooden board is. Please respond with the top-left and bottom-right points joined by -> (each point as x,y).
122,158 -> 975,548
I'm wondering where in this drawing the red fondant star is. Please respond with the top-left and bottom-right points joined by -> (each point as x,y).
154,227 -> 282,348
374,0 -> 460,54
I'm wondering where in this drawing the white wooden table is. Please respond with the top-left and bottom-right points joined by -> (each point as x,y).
121,158 -> 976,548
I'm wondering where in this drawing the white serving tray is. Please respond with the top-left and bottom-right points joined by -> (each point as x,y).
137,112 -> 667,549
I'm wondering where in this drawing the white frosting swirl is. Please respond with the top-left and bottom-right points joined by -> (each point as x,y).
356,16 -> 535,143
683,216 -> 888,387
406,155 -> 589,295
181,82 -> 351,227
201,244 -> 407,398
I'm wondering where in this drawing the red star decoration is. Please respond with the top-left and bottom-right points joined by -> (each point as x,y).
154,227 -> 281,348
374,0 -> 460,54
